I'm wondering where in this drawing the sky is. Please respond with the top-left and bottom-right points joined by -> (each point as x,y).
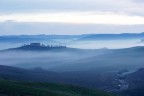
0,0 -> 144,35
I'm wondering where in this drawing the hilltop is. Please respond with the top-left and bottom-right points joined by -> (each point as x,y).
2,43 -> 68,52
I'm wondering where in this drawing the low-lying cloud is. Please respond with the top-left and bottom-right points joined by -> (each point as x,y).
0,12 -> 144,25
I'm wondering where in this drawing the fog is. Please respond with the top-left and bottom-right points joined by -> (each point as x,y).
0,39 -> 144,50
0,38 -> 144,73
68,39 -> 144,49
0,48 -> 109,70
0,44 -> 144,73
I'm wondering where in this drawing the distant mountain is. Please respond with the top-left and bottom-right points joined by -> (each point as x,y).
77,33 -> 144,41
0,35 -> 50,43
0,33 -> 144,43
0,35 -> 82,43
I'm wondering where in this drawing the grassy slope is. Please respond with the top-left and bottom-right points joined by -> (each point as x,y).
0,80 -> 116,96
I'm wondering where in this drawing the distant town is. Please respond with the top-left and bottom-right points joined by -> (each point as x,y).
23,43 -> 67,48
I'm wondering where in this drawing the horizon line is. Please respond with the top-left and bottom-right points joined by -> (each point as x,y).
0,32 -> 144,36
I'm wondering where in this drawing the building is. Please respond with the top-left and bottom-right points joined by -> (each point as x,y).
30,43 -> 41,46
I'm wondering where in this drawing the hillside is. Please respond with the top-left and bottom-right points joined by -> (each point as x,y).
0,65 -> 114,89
1,43 -> 97,53
125,68 -> 144,88
0,79 -> 115,96
3,43 -> 67,51
50,46 -> 144,72
116,68 -> 144,96
0,65 -> 65,83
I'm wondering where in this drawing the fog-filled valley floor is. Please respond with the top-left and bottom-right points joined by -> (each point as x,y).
0,45 -> 144,72
0,34 -> 144,96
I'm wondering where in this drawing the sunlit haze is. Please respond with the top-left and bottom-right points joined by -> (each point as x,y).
0,12 -> 144,25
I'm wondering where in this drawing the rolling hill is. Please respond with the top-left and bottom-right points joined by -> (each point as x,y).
0,79 -> 116,96
0,65 -> 114,89
49,46 -> 144,72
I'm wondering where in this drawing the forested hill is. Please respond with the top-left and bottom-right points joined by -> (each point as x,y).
0,79 -> 116,96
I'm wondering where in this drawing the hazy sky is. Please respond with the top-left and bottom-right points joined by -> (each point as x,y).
0,0 -> 144,35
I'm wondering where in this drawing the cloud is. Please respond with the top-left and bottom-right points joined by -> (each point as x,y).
132,0 -> 144,3
0,22 -> 144,35
0,0 -> 144,35
0,12 -> 144,25
0,0 -> 144,16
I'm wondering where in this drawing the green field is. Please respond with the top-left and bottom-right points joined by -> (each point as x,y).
0,79 -> 116,96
